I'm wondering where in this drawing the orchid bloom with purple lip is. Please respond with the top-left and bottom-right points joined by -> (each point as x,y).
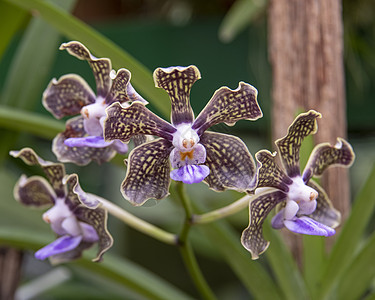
10,148 -> 113,264
104,65 -> 262,206
241,110 -> 355,259
43,41 -> 147,165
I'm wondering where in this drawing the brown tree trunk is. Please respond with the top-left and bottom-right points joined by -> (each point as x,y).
268,0 -> 350,258
0,248 -> 23,300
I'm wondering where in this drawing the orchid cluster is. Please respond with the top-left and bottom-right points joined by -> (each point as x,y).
11,41 -> 355,265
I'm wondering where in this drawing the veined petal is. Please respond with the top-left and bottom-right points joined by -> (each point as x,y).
241,190 -> 287,259
74,206 -> 113,262
284,216 -> 335,237
275,110 -> 321,178
105,68 -> 131,105
255,150 -> 292,192
60,41 -> 111,98
192,82 -> 262,136
35,235 -> 82,260
271,209 -> 285,229
121,138 -> 173,206
104,102 -> 176,143
53,116 -> 116,165
154,66 -> 200,126
170,165 -> 210,184
43,74 -> 96,119
10,148 -> 66,198
63,174 -> 100,209
14,175 -> 55,208
302,138 -> 355,183
200,132 -> 257,192
306,180 -> 341,228
65,136 -> 113,148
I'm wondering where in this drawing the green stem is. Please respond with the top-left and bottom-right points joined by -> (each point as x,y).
191,194 -> 251,224
92,195 -> 177,246
175,183 -> 217,300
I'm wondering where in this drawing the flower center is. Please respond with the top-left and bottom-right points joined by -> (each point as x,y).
288,176 -> 318,203
80,97 -> 107,136
172,123 -> 199,152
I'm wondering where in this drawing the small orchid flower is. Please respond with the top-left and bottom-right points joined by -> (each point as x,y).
104,65 -> 262,205
43,41 -> 147,165
10,148 -> 113,264
241,110 -> 355,259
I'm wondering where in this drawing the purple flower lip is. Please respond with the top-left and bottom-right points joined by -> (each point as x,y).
170,165 -> 210,184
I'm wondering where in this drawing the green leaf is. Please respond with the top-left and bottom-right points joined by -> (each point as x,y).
8,0 -> 171,118
0,105 -> 64,139
0,227 -> 193,300
218,0 -> 267,43
0,0 -> 75,162
319,163 -> 375,299
264,222 -> 308,300
193,201 -> 282,299
336,232 -> 375,300
0,0 -> 28,60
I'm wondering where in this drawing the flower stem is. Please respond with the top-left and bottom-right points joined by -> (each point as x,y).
93,195 -> 177,245
175,182 -> 217,300
191,194 -> 251,224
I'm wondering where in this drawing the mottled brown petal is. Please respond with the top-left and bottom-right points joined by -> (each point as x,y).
104,102 -> 176,143
60,41 -> 111,98
255,150 -> 292,192
63,174 -> 100,209
105,68 -> 131,105
74,206 -> 113,262
53,116 -> 116,165
241,190 -> 287,259
10,148 -> 66,198
302,138 -> 355,183
42,74 -> 96,119
14,175 -> 55,208
275,110 -> 321,178
154,66 -> 200,126
307,181 -> 341,228
201,132 -> 257,192
192,82 -> 262,136
121,138 -> 173,206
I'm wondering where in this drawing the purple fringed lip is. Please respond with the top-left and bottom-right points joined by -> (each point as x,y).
170,165 -> 210,184
35,235 -> 82,260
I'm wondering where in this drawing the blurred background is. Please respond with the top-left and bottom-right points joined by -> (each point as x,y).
0,0 -> 374,299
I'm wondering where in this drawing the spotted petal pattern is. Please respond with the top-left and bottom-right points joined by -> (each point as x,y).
302,138 -> 355,183
200,132 -> 257,192
14,175 -> 55,207
192,82 -> 262,136
307,180 -> 341,228
104,102 -> 176,143
154,66 -> 200,126
241,190 -> 287,259
60,41 -> 111,99
43,74 -> 96,119
64,174 -> 101,209
121,138 -> 174,206
255,150 -> 292,192
54,116 -> 116,165
74,206 -> 113,262
276,110 -> 321,178
105,68 -> 131,105
10,148 -> 66,198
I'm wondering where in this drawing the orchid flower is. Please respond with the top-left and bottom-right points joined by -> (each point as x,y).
11,148 -> 113,264
241,110 -> 355,259
104,65 -> 262,205
43,41 -> 147,165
